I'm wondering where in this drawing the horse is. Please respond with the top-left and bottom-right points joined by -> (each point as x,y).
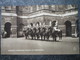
36,27 -> 41,40
25,28 -> 30,39
51,21 -> 63,41
45,27 -> 53,40
32,27 -> 37,39
40,27 -> 47,40
25,27 -> 34,39
57,30 -> 62,40
29,27 -> 37,40
51,29 -> 62,41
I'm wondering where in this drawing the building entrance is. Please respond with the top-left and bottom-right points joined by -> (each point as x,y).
4,22 -> 12,38
65,21 -> 72,37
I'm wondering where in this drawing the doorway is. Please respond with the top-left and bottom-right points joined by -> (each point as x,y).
65,21 -> 72,37
4,22 -> 12,38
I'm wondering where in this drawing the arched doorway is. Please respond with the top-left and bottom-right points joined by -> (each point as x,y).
64,21 -> 72,37
4,22 -> 12,38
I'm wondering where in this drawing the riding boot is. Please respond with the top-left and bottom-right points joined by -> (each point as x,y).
41,37 -> 42,40
32,37 -> 33,40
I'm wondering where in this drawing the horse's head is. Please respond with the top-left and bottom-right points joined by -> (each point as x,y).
26,28 -> 30,33
48,27 -> 52,31
42,27 -> 46,32
38,27 -> 41,31
45,27 -> 52,33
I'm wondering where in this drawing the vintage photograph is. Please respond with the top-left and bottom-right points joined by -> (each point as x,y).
1,5 -> 79,55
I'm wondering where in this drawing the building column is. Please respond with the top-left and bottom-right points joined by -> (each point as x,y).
16,6 -> 23,37
49,21 -> 52,26
74,25 -> 77,37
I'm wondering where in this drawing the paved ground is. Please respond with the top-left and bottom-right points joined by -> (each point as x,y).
1,37 -> 79,55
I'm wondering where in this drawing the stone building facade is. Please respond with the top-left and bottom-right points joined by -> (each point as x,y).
1,5 -> 78,37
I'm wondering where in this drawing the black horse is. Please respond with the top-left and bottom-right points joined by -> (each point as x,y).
32,27 -> 37,39
25,27 -> 41,40
57,30 -> 62,40
45,27 -> 53,40
52,31 -> 58,41
25,28 -> 35,39
29,28 -> 36,40
40,27 -> 47,40
25,28 -> 30,39
36,27 -> 41,40
51,30 -> 62,41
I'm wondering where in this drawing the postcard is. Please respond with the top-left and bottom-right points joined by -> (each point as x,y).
1,5 -> 79,55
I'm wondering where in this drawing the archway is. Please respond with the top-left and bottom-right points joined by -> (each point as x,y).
4,22 -> 12,38
64,20 -> 72,37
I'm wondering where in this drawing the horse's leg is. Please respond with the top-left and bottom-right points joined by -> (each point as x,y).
52,33 -> 56,41
25,33 -> 27,39
52,36 -> 55,41
36,35 -> 38,40
33,34 -> 34,39
61,31 -> 62,39
52,33 -> 54,41
32,36 -> 33,40
37,35 -> 39,40
31,34 -> 33,40
58,32 -> 61,40
58,31 -> 62,40
41,35 -> 43,40
44,35 -> 45,40
33,34 -> 35,40
34,33 -> 36,40
36,34 -> 38,40
47,35 -> 49,40
25,35 -> 27,39
53,34 -> 57,41
55,36 -> 57,41
35,33 -> 37,40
